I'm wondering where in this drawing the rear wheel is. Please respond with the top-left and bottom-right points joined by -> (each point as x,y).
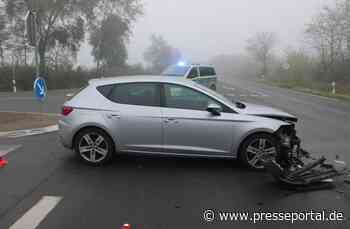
74,128 -> 114,166
239,133 -> 278,170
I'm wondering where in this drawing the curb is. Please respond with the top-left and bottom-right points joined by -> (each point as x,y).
0,111 -> 59,117
0,125 -> 59,138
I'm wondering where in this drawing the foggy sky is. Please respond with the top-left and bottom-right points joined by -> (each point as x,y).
78,0 -> 333,67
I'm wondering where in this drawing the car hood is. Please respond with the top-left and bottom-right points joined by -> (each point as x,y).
237,102 -> 298,122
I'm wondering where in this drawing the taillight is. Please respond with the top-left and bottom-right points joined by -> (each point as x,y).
62,106 -> 74,116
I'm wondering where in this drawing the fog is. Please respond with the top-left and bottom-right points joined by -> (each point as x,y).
78,0 -> 333,67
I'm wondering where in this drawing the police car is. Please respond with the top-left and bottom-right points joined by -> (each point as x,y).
162,63 -> 218,91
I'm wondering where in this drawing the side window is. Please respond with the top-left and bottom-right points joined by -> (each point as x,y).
106,83 -> 160,107
97,84 -> 113,98
199,67 -> 216,77
187,67 -> 198,79
164,84 -> 220,111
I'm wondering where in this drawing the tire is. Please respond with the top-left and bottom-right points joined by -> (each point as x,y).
74,127 -> 114,166
239,133 -> 279,170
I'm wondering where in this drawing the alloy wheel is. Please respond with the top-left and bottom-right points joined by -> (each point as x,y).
78,133 -> 109,163
245,138 -> 277,169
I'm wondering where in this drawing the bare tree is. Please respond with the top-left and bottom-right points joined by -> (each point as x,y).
246,32 -> 276,77
144,34 -> 182,74
305,0 -> 350,80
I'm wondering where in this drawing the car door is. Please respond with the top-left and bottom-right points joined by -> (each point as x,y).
196,67 -> 217,89
161,83 -> 235,156
104,82 -> 163,153
186,66 -> 199,80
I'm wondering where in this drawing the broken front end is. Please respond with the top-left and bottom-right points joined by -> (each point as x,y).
265,124 -> 349,189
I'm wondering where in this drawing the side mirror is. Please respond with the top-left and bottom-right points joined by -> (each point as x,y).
206,103 -> 222,116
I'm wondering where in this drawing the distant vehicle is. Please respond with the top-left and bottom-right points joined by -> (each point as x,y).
59,76 -> 299,169
162,63 -> 218,91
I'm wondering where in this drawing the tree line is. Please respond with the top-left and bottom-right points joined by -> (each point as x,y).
215,0 -> 350,95
0,0 -> 143,91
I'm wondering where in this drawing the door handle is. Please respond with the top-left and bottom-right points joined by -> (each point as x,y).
107,114 -> 121,119
164,118 -> 178,123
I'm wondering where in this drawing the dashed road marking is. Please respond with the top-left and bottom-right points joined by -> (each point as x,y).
9,196 -> 62,229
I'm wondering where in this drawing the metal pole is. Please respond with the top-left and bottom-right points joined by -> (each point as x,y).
12,54 -> 16,93
33,11 -> 43,114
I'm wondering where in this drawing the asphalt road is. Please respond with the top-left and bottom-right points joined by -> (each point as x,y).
1,79 -> 350,229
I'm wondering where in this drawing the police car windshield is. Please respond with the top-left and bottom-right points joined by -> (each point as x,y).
162,65 -> 190,77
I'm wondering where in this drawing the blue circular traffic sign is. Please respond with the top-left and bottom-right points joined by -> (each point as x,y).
34,77 -> 47,101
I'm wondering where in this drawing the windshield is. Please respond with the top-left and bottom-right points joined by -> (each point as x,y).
194,82 -> 237,106
162,65 -> 191,77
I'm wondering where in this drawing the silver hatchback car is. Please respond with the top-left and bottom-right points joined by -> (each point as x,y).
59,76 -> 299,169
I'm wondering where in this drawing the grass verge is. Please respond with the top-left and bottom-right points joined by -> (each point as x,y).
265,81 -> 350,102
0,112 -> 59,132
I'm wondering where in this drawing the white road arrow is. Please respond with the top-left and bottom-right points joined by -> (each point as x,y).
37,83 -> 44,95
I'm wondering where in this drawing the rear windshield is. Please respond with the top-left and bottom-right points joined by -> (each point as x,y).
66,85 -> 88,101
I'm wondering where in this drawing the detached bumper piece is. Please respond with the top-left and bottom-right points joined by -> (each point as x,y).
263,149 -> 349,191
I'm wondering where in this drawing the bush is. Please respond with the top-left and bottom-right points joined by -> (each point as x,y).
0,65 -> 90,92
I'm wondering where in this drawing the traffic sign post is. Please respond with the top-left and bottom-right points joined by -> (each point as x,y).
34,77 -> 47,114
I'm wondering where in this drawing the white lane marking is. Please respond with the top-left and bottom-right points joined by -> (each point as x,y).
227,93 -> 236,97
0,145 -> 22,157
0,125 -> 58,138
222,86 -> 235,91
9,196 -> 62,229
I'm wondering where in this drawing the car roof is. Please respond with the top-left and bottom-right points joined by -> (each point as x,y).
189,64 -> 214,67
89,75 -> 197,87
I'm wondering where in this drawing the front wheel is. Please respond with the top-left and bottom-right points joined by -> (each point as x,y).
74,128 -> 114,166
239,133 -> 279,170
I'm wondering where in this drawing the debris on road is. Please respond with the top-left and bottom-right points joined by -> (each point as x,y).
0,151 -> 9,168
263,137 -> 349,191
121,223 -> 132,229
345,176 -> 350,185
0,145 -> 21,168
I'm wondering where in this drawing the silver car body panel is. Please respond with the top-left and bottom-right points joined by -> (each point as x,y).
59,76 -> 294,158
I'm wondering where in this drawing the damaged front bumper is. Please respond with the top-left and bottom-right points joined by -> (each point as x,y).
265,125 -> 349,190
